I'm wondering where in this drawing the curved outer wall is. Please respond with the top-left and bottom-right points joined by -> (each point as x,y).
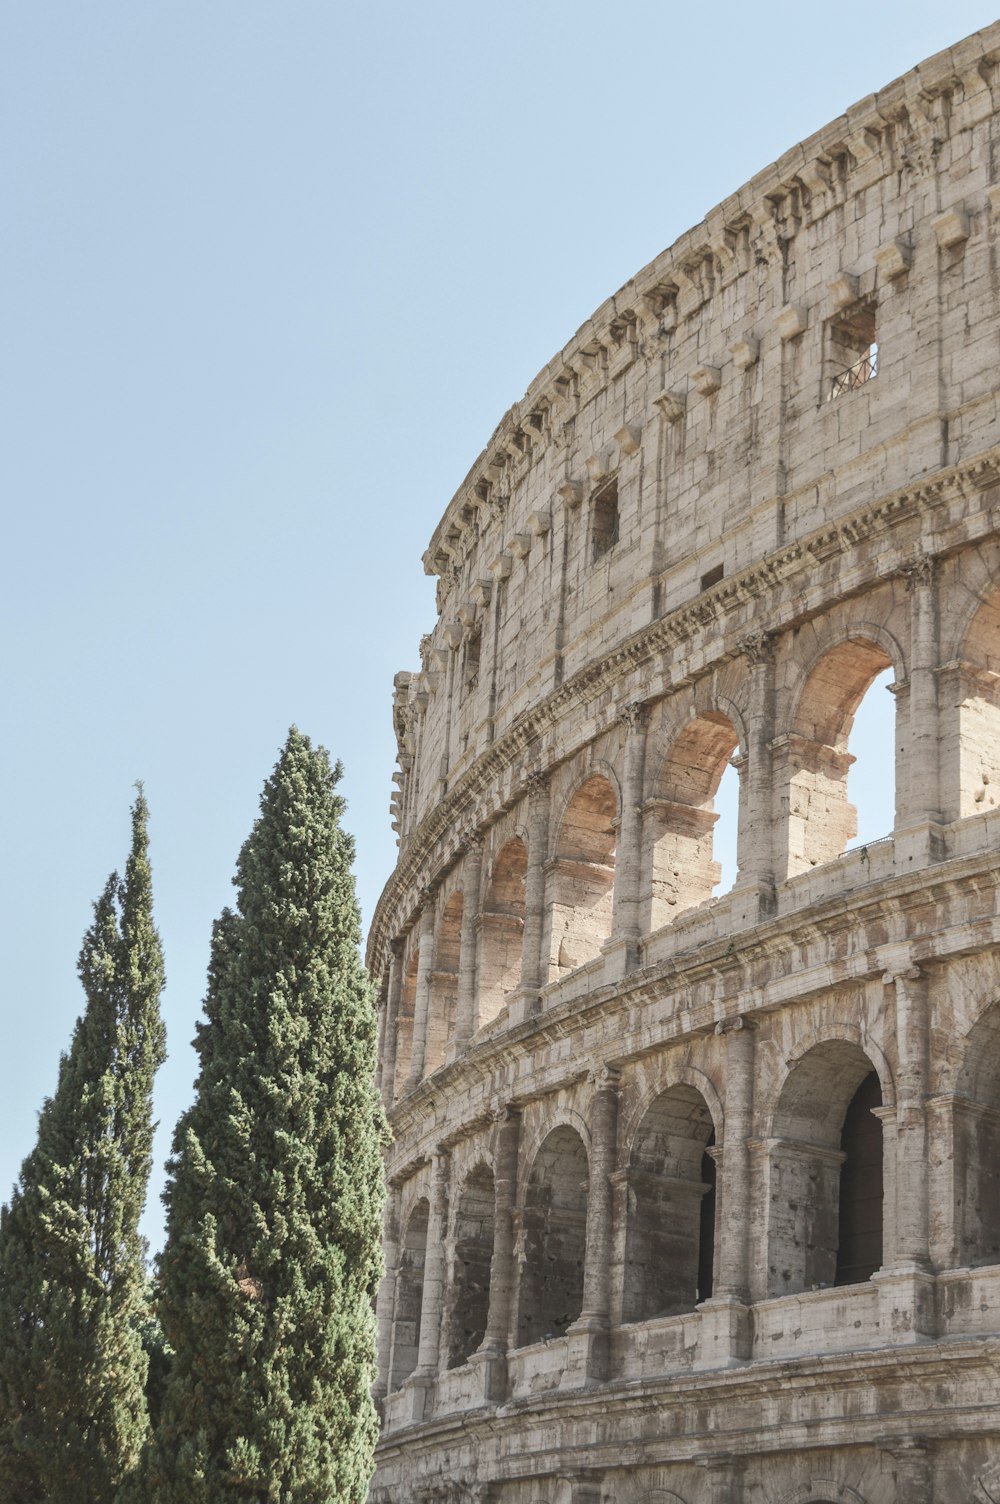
368,26 -> 1000,1504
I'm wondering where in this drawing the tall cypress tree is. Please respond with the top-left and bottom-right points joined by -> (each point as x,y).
148,729 -> 387,1504
0,792 -> 167,1504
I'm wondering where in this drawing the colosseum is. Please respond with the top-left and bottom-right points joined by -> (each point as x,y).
366,24 -> 1000,1504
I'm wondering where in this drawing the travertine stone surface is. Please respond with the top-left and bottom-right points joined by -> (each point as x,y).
367,25 -> 1000,1502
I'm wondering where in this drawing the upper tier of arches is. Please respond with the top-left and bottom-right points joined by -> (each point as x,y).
375,568 -> 1000,1104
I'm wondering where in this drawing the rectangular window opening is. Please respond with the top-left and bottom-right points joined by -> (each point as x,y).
827,300 -> 877,400
591,479 -> 619,562
464,628 -> 481,691
700,563 -> 724,591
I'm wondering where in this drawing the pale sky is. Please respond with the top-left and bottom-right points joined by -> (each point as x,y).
3,3 -> 994,1251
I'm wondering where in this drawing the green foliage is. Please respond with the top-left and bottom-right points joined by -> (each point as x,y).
0,793 -> 167,1504
148,729 -> 387,1504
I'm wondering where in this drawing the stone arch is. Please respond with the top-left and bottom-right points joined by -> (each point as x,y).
766,1038 -> 886,1296
778,1022 -> 896,1110
446,1160 -> 495,1368
621,1081 -> 719,1322
390,1196 -> 429,1389
945,583 -> 1000,819
946,999 -> 1000,1267
517,1106 -> 592,1186
644,710 -> 741,930
478,835 -> 527,1026
780,630 -> 900,877
621,1065 -> 725,1158
545,772 -> 618,979
392,944 -> 419,1096
775,1485 -> 869,1504
426,890 -> 462,1075
516,1124 -> 589,1346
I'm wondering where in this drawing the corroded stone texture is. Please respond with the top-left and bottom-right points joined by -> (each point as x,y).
367,25 -> 1000,1504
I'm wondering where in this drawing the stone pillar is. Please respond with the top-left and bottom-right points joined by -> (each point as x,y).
697,1454 -> 743,1504
883,1438 -> 933,1504
611,702 -> 649,967
897,554 -> 945,863
415,1148 -> 450,1378
472,1104 -> 521,1402
715,1018 -> 755,1299
735,630 -> 776,920
380,938 -> 405,1109
698,1018 -> 754,1367
455,837 -> 483,1044
560,1475 -> 603,1504
886,964 -> 931,1268
512,773 -> 550,1022
405,891 -> 436,1092
373,1183 -> 401,1401
873,966 -> 935,1342
565,1064 -> 620,1385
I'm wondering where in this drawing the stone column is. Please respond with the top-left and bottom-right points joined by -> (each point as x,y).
697,1454 -> 743,1504
473,1104 -> 521,1402
697,1018 -> 755,1367
873,966 -> 935,1343
405,890 -> 436,1092
886,965 -> 931,1269
455,837 -> 483,1044
515,773 -> 550,1017
715,1018 -> 755,1300
373,1183 -> 401,1401
380,938 -> 405,1109
897,554 -> 944,862
566,1065 -> 620,1384
735,629 -> 776,919
415,1148 -> 450,1377
560,1476 -> 603,1504
883,1438 -> 933,1504
611,702 -> 649,966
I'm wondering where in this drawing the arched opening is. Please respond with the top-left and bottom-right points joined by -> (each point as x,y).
783,637 -> 894,877
768,1040 -> 884,1295
835,1071 -> 884,1285
646,714 -> 740,930
952,1001 -> 1000,1267
478,837 -> 526,1027
546,775 -> 616,978
622,1084 -> 717,1322
392,947 -> 419,1097
446,1163 -> 495,1368
950,589 -> 1000,819
516,1126 -> 588,1346
425,892 -> 462,1076
844,667 -> 895,850
390,1198 -> 428,1389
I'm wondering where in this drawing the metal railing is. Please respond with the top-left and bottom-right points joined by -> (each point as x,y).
830,344 -> 877,398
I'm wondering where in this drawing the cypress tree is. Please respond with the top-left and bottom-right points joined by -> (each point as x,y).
148,729 -> 387,1504
0,792 -> 167,1504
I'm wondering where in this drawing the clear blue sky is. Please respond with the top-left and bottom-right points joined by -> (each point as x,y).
2,3 -> 993,1252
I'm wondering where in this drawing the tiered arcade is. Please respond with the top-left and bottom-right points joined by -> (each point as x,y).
367,26 -> 1000,1503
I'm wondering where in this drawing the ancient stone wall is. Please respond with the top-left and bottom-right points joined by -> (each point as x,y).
368,24 -> 1000,1504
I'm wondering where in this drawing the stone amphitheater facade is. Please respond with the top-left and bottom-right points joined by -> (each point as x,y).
366,25 -> 1000,1504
